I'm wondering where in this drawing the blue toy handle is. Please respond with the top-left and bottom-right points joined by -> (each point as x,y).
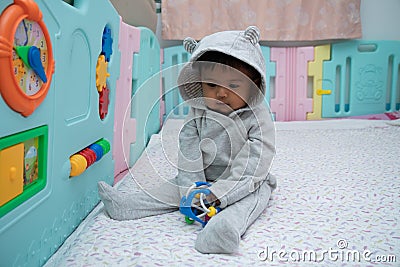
194,181 -> 211,187
179,188 -> 211,227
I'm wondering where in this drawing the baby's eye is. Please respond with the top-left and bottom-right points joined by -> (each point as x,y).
229,84 -> 239,89
206,82 -> 217,87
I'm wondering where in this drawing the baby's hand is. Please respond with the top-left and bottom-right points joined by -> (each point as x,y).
205,193 -> 220,206
193,192 -> 220,207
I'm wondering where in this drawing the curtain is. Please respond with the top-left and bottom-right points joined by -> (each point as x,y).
161,0 -> 361,41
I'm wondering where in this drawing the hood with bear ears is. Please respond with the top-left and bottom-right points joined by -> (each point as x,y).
177,26 -> 267,110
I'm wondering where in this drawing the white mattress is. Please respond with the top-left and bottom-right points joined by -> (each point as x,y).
45,119 -> 400,266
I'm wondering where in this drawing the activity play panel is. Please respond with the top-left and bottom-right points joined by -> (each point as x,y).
0,1 -> 120,266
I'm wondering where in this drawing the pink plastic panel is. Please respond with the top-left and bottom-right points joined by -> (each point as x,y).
270,47 -> 314,121
113,19 -> 140,182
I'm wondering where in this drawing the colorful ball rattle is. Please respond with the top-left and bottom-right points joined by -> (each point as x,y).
179,181 -> 222,227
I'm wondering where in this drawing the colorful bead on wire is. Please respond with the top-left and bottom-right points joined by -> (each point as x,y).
179,181 -> 222,227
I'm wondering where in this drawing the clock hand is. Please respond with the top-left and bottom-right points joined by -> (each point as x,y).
15,45 -> 47,83
28,46 -> 47,83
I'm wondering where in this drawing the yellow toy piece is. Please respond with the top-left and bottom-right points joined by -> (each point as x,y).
317,89 -> 332,95
69,154 -> 87,177
307,44 -> 331,120
207,206 -> 217,217
0,143 -> 24,206
96,55 -> 110,92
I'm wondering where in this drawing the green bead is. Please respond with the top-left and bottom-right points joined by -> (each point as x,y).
185,216 -> 194,224
96,139 -> 110,154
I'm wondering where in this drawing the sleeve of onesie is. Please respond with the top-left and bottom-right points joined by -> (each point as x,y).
209,109 -> 276,208
176,109 -> 207,198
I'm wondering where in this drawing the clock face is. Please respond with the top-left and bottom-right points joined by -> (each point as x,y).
0,0 -> 54,116
12,19 -> 49,96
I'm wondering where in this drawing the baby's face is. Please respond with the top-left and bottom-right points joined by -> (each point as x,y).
201,65 -> 255,115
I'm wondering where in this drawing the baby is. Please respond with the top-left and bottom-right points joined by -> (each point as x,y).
98,26 -> 277,254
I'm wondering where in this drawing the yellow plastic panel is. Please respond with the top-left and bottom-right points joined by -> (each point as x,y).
0,143 -> 24,206
307,44 -> 331,120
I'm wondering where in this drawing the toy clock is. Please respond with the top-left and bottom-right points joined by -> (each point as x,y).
0,0 -> 54,117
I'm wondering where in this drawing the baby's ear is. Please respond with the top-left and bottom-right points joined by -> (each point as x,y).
244,26 -> 260,45
183,37 -> 198,53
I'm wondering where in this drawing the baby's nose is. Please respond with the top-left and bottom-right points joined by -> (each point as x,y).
216,86 -> 228,98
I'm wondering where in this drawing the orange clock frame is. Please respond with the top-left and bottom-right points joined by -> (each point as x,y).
0,0 -> 54,117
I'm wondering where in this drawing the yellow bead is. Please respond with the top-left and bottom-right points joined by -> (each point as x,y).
207,206 -> 216,217
70,154 -> 87,177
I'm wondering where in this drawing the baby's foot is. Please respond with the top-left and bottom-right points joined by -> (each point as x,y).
97,181 -> 127,220
195,215 -> 240,254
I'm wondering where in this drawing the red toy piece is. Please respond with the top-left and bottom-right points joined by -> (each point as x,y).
99,86 -> 110,120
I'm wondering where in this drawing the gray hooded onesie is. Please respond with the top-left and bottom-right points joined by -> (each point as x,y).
98,26 -> 277,254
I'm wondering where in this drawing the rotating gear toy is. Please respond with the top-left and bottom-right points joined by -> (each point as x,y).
179,181 -> 222,227
101,26 -> 113,62
96,55 -> 109,92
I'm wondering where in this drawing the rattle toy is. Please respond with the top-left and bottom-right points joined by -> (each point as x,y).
179,181 -> 222,227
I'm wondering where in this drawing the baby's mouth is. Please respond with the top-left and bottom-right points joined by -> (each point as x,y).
215,100 -> 228,106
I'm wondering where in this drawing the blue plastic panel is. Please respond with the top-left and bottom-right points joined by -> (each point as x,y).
0,1 -> 120,266
322,40 -> 400,117
130,27 -> 161,166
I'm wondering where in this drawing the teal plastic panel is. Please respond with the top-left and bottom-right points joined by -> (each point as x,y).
130,27 -> 161,166
0,1 -> 120,266
260,45 -> 276,106
162,45 -> 190,119
322,40 -> 400,117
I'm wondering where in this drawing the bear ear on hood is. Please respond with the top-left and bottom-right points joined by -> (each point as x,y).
244,26 -> 260,45
183,37 -> 198,53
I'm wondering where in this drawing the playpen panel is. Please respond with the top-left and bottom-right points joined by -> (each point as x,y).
113,20 -> 140,180
0,1 -> 120,266
162,45 -> 190,120
260,46 -> 275,106
322,40 -> 400,118
129,27 -> 161,166
307,45 -> 331,120
270,47 -> 314,121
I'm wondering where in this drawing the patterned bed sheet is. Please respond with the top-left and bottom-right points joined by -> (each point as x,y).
45,119 -> 400,267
